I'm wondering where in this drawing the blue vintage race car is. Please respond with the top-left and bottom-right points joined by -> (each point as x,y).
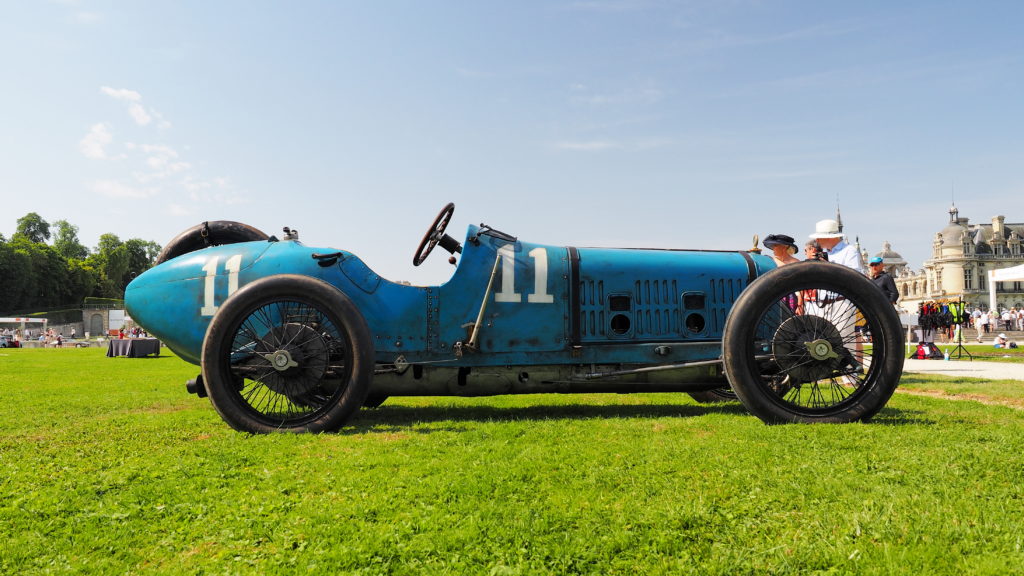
125,203 -> 904,433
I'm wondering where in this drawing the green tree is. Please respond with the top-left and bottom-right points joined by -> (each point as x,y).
4,236 -> 69,310
66,259 -> 99,305
88,234 -> 129,298
122,238 -> 161,290
53,219 -> 89,260
2,217 -> 162,308
0,240 -> 33,312
14,212 -> 51,244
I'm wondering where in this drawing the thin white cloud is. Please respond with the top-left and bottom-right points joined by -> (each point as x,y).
183,177 -> 248,206
455,67 -> 495,79
84,87 -> 238,206
100,86 -> 153,126
553,140 -> 622,151
76,11 -> 101,24
138,144 -> 177,156
79,123 -> 112,159
141,144 -> 179,169
721,169 -> 843,182
567,79 -> 666,108
127,104 -> 152,126
55,0 -> 103,24
634,137 -> 674,150
90,179 -> 157,199
563,1 -> 656,13
673,20 -> 866,54
152,111 -> 172,130
100,86 -> 142,102
551,137 -> 672,152
150,159 -> 191,173
183,177 -> 212,193
167,203 -> 192,216
572,86 -> 665,106
118,144 -> 191,180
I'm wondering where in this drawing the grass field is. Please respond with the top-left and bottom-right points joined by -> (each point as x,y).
3,349 -> 1024,575
946,346 -> 1024,363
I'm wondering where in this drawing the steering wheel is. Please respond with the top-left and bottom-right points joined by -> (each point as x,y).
413,202 -> 457,266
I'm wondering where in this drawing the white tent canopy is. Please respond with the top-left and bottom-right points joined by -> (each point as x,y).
988,264 -> 1024,311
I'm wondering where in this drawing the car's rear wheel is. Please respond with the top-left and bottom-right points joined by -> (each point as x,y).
201,275 -> 374,433
156,220 -> 268,264
722,261 -> 904,424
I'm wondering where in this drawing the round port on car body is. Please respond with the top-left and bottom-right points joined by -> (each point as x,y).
685,313 -> 706,334
610,314 -> 631,334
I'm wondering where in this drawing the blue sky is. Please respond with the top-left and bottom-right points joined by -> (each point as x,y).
3,1 -> 1023,284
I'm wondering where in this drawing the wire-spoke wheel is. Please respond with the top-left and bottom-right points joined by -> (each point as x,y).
723,261 -> 904,424
201,275 -> 373,433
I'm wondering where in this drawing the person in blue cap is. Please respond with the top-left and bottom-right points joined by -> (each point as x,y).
868,256 -> 898,304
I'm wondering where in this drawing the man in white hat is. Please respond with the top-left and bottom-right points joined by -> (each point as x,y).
808,219 -> 864,273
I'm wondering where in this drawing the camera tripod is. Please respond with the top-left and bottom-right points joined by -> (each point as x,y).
949,298 -> 973,360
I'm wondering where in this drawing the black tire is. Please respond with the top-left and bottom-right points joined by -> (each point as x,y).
156,221 -> 268,264
201,275 -> 374,433
722,261 -> 904,424
688,388 -> 739,404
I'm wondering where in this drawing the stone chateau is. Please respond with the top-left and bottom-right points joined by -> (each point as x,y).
865,205 -> 1024,312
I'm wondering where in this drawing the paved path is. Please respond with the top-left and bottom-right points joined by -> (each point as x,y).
903,358 -> 1024,381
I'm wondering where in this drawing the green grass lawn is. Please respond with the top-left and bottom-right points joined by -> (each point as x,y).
3,348 -> 1024,575
954,346 -> 1024,363
913,341 -> 1024,363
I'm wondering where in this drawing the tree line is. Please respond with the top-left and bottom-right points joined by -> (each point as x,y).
0,212 -> 161,314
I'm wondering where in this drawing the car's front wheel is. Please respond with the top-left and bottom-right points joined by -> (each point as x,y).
201,275 -> 374,433
722,261 -> 904,424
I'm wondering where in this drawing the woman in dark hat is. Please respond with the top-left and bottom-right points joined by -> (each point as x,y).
763,234 -> 800,267
764,234 -> 802,312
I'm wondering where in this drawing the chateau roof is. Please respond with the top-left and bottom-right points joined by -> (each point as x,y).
876,241 -> 903,260
940,221 -> 968,246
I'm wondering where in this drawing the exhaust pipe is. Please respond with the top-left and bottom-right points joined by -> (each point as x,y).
186,375 -> 207,398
